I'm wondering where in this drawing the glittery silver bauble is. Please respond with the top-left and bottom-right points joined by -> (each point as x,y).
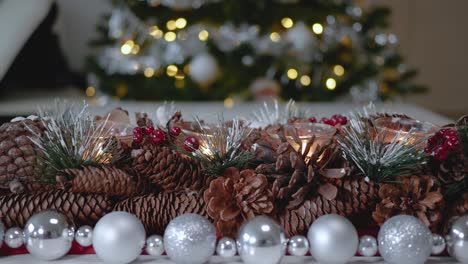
287,235 -> 309,256
75,225 -> 93,247
146,235 -> 164,256
164,214 -> 216,264
446,215 -> 468,262
216,237 -> 237,258
93,212 -> 146,264
189,53 -> 219,85
24,210 -> 74,260
358,235 -> 377,257
378,215 -> 432,264
0,221 -> 4,247
237,216 -> 287,264
307,214 -> 358,264
5,227 -> 24,248
431,234 -> 445,255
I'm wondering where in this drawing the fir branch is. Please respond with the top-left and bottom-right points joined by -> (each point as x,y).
251,99 -> 305,128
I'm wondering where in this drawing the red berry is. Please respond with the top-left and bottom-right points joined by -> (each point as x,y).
321,117 -> 336,126
171,126 -> 182,136
184,136 -> 200,152
443,130 -> 459,139
432,145 -> 449,161
133,127 -> 143,136
444,136 -> 461,151
133,133 -> 143,144
309,117 -> 317,123
424,147 -> 432,154
427,136 -> 439,148
332,114 -> 348,125
150,129 -> 165,144
144,126 -> 155,135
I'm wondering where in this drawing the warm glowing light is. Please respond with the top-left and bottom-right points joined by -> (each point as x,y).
300,75 -> 311,86
164,32 -> 177,42
333,65 -> 345,76
166,65 -> 178,76
198,30 -> 209,41
281,17 -> 294,28
116,83 -> 128,98
166,20 -> 177,30
183,64 -> 191,74
85,86 -> 96,97
131,44 -> 140,54
175,18 -> 187,29
120,40 -> 134,55
224,97 -> 234,108
326,78 -> 337,90
269,32 -> 281,42
175,79 -> 185,89
287,69 -> 298,80
144,67 -> 155,78
175,72 -> 185,80
149,26 -> 163,38
312,23 -> 324,34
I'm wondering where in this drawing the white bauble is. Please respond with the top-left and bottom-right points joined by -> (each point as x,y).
286,22 -> 315,54
189,53 -> 219,86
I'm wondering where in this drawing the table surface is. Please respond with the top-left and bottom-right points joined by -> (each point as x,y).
0,255 -> 460,264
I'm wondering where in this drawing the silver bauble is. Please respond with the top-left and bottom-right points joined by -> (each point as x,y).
287,235 -> 309,256
24,210 -> 74,260
358,235 -> 377,257
189,53 -> 219,86
0,221 -> 4,247
93,212 -> 146,264
164,213 -> 216,264
308,214 -> 358,264
146,235 -> 164,256
216,237 -> 237,258
431,234 -> 445,255
5,227 -> 24,248
237,216 -> 287,264
75,225 -> 93,247
378,215 -> 432,264
447,215 -> 468,262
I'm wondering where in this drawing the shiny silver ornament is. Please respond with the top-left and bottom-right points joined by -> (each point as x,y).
308,214 -> 358,264
0,221 -> 4,247
447,215 -> 468,262
5,227 -> 24,248
287,235 -> 309,256
93,212 -> 146,264
358,235 -> 377,257
216,237 -> 237,258
75,225 -> 93,247
431,234 -> 445,255
24,210 -> 74,260
237,216 -> 287,264
146,235 -> 164,256
378,215 -> 432,264
164,213 -> 216,264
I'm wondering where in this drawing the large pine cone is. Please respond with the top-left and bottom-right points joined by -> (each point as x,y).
372,175 -> 444,231
279,177 -> 376,237
204,167 -> 274,237
0,118 -> 45,193
130,144 -> 205,191
57,166 -> 147,197
0,190 -> 113,228
114,191 -> 207,234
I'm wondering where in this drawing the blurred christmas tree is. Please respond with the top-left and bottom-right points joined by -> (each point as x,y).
86,0 -> 427,102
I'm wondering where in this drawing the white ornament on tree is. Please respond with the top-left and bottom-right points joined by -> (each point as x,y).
286,22 -> 316,60
189,53 -> 219,86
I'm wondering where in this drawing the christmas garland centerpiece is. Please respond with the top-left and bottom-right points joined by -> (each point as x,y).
0,100 -> 467,241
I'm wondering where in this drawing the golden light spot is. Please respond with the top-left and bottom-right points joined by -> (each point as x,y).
164,32 -> 177,42
198,30 -> 209,41
287,68 -> 298,80
166,20 -> 177,30
175,79 -> 185,89
312,23 -> 323,34
131,44 -> 140,55
175,18 -> 187,29
333,65 -> 345,76
326,78 -> 337,90
116,83 -> 128,98
269,32 -> 281,42
144,67 -> 155,78
166,65 -> 178,77
300,75 -> 311,86
224,97 -> 234,108
183,64 -> 191,74
120,40 -> 134,55
85,86 -> 96,97
175,72 -> 185,80
149,26 -> 163,39
281,17 -> 294,29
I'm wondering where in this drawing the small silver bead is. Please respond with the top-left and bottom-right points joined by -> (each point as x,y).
431,234 -> 445,255
75,225 -> 93,247
358,235 -> 377,257
287,235 -> 309,256
5,227 -> 24,249
146,235 -> 164,256
216,237 -> 237,258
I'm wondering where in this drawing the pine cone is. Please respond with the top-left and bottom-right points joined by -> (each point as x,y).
435,152 -> 468,187
0,190 -> 113,228
372,175 -> 444,231
0,118 -> 45,193
203,167 -> 274,237
114,191 -> 207,234
130,144 -> 205,191
279,177 -> 376,237
57,166 -> 146,197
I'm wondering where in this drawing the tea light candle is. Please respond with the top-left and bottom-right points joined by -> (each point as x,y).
374,117 -> 438,147
283,123 -> 336,161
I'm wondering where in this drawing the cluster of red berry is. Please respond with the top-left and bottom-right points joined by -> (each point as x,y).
309,114 -> 348,126
132,125 -> 200,152
425,128 -> 461,161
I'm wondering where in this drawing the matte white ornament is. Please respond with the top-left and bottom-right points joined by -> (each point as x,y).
378,215 -> 432,264
189,53 -> 219,86
447,215 -> 468,262
358,235 -> 377,257
5,227 -> 23,248
164,213 -> 216,264
237,216 -> 287,264
146,235 -> 164,256
287,235 -> 309,256
75,225 -> 93,247
93,212 -> 146,264
23,210 -> 74,260
307,214 -> 358,264
216,237 -> 237,258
